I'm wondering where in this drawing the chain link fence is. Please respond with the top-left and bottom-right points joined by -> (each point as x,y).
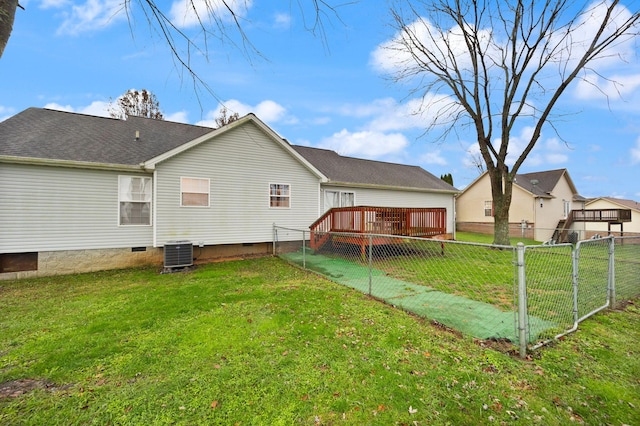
273,226 -> 640,357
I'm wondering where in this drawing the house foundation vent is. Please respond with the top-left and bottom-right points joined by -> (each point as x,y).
164,241 -> 194,268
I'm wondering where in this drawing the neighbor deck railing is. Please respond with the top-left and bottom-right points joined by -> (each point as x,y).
571,208 -> 632,223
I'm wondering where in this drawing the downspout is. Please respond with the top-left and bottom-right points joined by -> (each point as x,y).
452,194 -> 457,239
533,196 -> 537,241
153,169 -> 158,248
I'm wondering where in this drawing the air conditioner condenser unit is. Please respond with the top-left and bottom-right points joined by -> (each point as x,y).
164,241 -> 194,268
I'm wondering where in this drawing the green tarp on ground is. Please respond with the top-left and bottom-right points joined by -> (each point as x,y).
281,250 -> 556,343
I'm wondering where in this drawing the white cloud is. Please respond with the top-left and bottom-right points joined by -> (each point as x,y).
462,142 -> 489,172
40,0 -> 70,9
273,12 -> 291,29
372,1 -> 639,112
334,96 -> 459,133
370,16 -> 495,76
44,101 -> 111,117
462,129 -> 569,171
336,98 -> 397,118
574,73 -> 640,101
169,0 -> 252,29
309,116 -> 331,125
368,95 -> 460,132
44,103 -> 74,112
56,0 -> 126,35
0,106 -> 16,122
418,149 -> 447,166
518,135 -> 569,167
318,129 -> 408,159
631,138 -> 640,164
196,99 -> 288,127
165,111 -> 189,123
558,1 -> 637,71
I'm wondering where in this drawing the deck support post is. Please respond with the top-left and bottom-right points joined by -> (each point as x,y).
368,234 -> 373,296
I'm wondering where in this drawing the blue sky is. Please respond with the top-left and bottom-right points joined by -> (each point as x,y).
2,0 -> 639,199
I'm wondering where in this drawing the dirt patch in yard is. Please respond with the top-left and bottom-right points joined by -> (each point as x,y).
0,379 -> 72,399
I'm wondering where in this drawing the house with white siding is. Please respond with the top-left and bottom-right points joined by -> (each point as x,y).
0,108 -> 458,279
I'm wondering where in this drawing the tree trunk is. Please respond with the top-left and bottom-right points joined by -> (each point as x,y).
488,167 -> 513,246
0,0 -> 18,59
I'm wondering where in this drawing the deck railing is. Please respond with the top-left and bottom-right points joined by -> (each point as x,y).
571,209 -> 632,223
310,206 -> 447,250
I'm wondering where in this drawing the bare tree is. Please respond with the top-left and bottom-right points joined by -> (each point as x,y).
384,0 -> 640,244
0,0 -> 22,58
108,89 -> 164,120
0,1 -> 345,102
468,151 -> 485,175
214,106 -> 240,128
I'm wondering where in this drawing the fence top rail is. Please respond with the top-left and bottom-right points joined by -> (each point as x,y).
275,225 -> 515,250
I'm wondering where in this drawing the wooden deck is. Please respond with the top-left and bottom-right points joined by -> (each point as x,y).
570,209 -> 631,223
554,208 -> 632,243
310,206 -> 448,252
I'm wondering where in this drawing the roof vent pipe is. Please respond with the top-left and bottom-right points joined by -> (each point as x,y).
135,130 -> 140,141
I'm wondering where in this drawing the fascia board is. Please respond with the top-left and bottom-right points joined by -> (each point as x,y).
0,155 -> 145,172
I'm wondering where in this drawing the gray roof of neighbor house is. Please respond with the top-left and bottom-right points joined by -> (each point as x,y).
0,107 -> 213,166
515,168 -> 585,201
587,197 -> 640,211
292,145 -> 458,193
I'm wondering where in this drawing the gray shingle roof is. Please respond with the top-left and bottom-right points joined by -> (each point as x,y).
515,169 -> 565,196
1,108 -> 458,193
292,145 -> 458,192
0,108 -> 213,165
514,168 -> 584,201
588,197 -> 640,211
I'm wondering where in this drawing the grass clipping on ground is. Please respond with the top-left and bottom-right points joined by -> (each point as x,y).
1,257 -> 639,425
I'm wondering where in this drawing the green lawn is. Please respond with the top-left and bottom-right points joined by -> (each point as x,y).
455,231 -> 540,245
1,257 -> 639,425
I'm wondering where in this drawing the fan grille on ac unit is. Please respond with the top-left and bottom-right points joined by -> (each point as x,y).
164,241 -> 193,268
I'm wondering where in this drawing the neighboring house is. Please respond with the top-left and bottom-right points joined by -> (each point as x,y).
0,108 -> 457,279
456,169 -> 586,242
584,197 -> 640,237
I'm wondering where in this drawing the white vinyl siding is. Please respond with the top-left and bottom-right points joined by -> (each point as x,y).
154,121 -> 320,245
0,163 -> 153,253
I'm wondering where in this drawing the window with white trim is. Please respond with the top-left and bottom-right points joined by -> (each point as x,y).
324,190 -> 355,211
119,176 -> 152,225
181,177 -> 210,207
270,183 -> 290,208
484,200 -> 493,217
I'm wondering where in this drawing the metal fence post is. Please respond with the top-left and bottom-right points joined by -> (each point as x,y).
368,234 -> 373,296
302,230 -> 307,269
272,223 -> 277,256
517,243 -> 528,358
572,243 -> 580,324
608,237 -> 616,309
